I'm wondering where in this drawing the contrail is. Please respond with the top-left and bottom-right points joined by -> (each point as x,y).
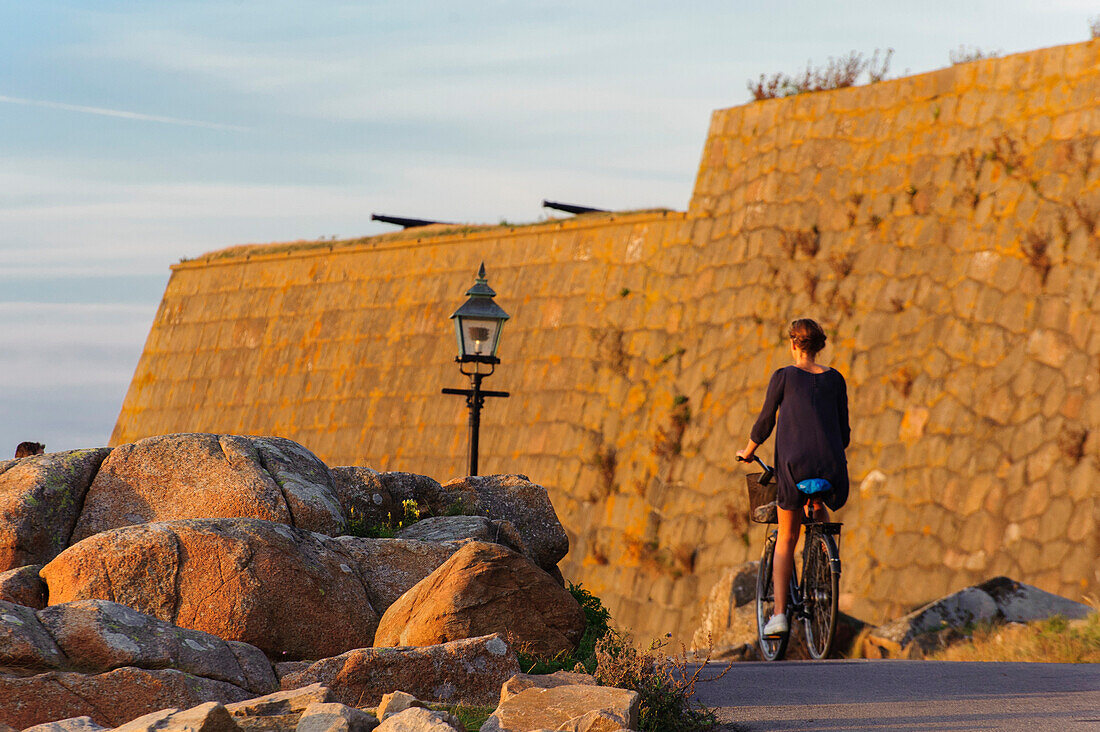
0,94 -> 251,132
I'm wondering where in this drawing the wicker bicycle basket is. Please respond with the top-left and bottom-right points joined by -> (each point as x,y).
746,472 -> 778,524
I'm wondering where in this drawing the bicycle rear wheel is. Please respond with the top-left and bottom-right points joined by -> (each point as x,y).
756,530 -> 789,661
801,530 -> 839,659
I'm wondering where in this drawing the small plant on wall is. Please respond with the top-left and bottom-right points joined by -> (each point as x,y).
956,133 -> 1099,275
889,366 -> 916,399
592,326 -> 629,377
591,442 -> 618,499
828,251 -> 856,279
654,395 -> 691,459
748,49 -> 892,100
1021,232 -> 1053,285
949,46 -> 1001,65
1057,424 -> 1088,464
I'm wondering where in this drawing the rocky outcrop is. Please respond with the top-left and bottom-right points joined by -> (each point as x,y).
862,576 -> 1095,658
325,537 -> 461,614
35,599 -> 276,693
0,599 -> 67,673
0,449 -> 111,572
395,516 -> 529,558
370,473 -> 446,510
251,437 -> 344,535
690,561 -> 758,652
482,674 -> 639,732
329,467 -> 396,530
280,634 -> 519,707
437,476 -> 569,573
41,519 -> 377,659
0,564 -> 48,609
0,667 -> 252,729
0,443 -> 594,730
374,542 -> 584,658
71,435 -> 344,542
1,598 -> 276,694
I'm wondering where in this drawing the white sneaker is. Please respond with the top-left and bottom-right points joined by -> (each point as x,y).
763,613 -> 788,637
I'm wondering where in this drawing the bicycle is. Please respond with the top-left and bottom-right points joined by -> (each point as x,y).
738,455 -> 842,661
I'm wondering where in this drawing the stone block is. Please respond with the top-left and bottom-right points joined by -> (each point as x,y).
296,703 -> 378,732
115,702 -> 240,732
225,684 -> 333,717
373,708 -> 461,732
481,684 -> 639,732
22,717 -> 107,732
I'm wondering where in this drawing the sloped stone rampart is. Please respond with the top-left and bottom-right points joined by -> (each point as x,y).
111,40 -> 1100,643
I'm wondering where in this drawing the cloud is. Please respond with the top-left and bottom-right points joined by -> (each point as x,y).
0,153 -> 695,272
0,94 -> 251,132
0,301 -> 153,390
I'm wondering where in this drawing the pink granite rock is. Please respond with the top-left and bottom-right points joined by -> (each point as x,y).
0,667 -> 251,729
280,634 -> 518,707
41,519 -> 377,660
0,449 -> 111,572
71,434 -> 343,542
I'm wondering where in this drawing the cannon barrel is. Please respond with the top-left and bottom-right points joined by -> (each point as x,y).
541,200 -> 608,215
371,214 -> 448,229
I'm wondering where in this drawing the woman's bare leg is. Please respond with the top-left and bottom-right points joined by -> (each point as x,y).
772,505 -> 802,615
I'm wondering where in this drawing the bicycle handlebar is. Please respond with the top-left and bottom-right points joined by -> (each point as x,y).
737,454 -> 775,485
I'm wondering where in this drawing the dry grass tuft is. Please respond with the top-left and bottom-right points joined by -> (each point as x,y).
932,612 -> 1100,663
594,631 -> 728,731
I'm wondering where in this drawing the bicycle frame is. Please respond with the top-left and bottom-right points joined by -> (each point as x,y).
744,455 -> 842,661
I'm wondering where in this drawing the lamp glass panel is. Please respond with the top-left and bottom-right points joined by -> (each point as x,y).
458,317 -> 502,357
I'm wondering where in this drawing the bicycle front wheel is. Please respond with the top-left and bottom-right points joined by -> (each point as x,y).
801,531 -> 839,659
756,530 -> 789,661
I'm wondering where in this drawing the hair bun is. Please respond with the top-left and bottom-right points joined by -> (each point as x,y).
788,318 -> 827,355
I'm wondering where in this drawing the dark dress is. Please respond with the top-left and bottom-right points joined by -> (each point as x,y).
750,365 -> 851,512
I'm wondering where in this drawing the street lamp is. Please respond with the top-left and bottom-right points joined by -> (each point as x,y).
441,263 -> 510,476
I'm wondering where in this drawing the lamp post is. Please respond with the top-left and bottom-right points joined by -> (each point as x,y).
441,263 -> 510,476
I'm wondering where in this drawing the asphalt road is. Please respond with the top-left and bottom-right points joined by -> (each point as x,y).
689,660 -> 1100,731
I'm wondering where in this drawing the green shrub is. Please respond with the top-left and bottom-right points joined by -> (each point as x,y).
343,499 -> 422,538
516,582 -> 611,674
443,497 -> 480,516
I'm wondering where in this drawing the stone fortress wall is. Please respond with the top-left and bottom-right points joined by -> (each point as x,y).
114,39 -> 1100,644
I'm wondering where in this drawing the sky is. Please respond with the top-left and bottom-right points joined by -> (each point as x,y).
1,1 -> 1095,453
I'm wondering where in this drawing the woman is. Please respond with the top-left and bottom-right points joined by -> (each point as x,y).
736,318 -> 850,637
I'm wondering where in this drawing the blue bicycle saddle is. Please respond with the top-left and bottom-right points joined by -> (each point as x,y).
796,478 -> 832,494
